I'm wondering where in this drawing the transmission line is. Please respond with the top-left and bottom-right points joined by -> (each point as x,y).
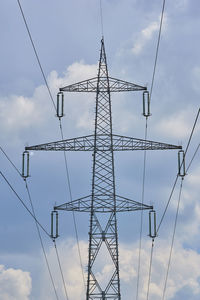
146,106 -> 200,298
59,121 -> 86,291
145,0 -> 198,293
25,180 -> 60,300
17,0 -> 86,291
136,0 -> 166,297
0,170 -> 50,238
17,0 -> 56,111
54,240 -> 69,300
0,147 -> 22,177
146,238 -> 155,300
157,107 -> 200,233
185,108 -> 200,155
150,0 -> 166,100
161,178 -> 183,300
1,169 -> 60,299
0,146 -> 69,299
186,143 -> 200,173
135,117 -> 148,300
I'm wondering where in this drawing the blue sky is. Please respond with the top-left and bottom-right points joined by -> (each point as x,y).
1,0 -> 200,299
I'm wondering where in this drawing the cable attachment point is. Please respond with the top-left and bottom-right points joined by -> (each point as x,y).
56,92 -> 64,119
149,209 -> 157,239
51,210 -> 59,240
22,150 -> 30,178
178,150 -> 186,177
143,91 -> 151,117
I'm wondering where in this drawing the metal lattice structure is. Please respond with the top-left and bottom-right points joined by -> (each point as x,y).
26,38 -> 181,299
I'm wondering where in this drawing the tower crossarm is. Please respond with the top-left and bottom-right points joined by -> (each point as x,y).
54,194 -> 153,213
60,77 -> 146,93
112,134 -> 182,151
25,134 -> 182,152
25,135 -> 94,151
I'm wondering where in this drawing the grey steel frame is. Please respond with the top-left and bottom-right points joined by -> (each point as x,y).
26,38 -> 181,299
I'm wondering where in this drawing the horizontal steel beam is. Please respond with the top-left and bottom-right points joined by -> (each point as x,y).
26,134 -> 182,152
54,194 -> 153,213
60,76 -> 146,93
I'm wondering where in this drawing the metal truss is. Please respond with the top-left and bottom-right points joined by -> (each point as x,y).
26,38 -> 181,299
26,134 -> 181,152
54,194 -> 153,213
60,77 -> 147,93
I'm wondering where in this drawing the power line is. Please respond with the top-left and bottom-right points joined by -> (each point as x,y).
0,146 -> 67,299
0,170 -> 50,238
17,0 -> 56,112
0,146 -> 22,177
137,1 -> 166,298
186,143 -> 200,173
25,180 -> 60,300
146,107 -> 200,298
59,121 -> 86,291
146,238 -> 155,300
135,117 -> 148,300
161,178 -> 183,300
157,107 -> 200,234
185,108 -> 200,155
150,0 -> 166,100
156,174 -> 179,234
17,0 -> 86,292
54,240 -> 69,300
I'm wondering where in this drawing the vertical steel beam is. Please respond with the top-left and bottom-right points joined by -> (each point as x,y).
86,38 -> 121,299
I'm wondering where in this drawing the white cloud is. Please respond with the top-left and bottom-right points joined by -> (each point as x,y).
132,15 -> 167,55
154,109 -> 196,140
37,238 -> 200,300
0,265 -> 31,300
0,61 -> 98,147
40,239 -> 87,300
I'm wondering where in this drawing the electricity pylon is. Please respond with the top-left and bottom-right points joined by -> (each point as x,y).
26,38 -> 181,299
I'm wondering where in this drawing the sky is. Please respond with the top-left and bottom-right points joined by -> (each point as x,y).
1,0 -> 200,299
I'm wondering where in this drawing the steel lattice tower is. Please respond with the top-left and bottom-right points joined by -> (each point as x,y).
26,38 -> 181,299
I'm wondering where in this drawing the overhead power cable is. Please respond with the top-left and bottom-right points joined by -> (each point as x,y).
186,143 -> 200,173
17,0 -> 85,291
0,146 -> 63,299
54,240 -> 69,300
135,117 -> 148,300
0,170 -> 50,238
146,107 -> 200,299
150,0 -> 166,100
0,147 -> 22,177
184,108 -> 200,155
146,238 -> 155,300
157,107 -> 200,234
25,180 -> 60,300
137,0 -> 166,297
59,122 -> 86,291
17,0 -> 56,111
161,178 -> 183,300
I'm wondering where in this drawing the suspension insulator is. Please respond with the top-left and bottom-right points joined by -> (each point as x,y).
178,150 -> 186,177
143,91 -> 151,117
56,92 -> 64,119
51,210 -> 59,240
149,209 -> 157,239
22,150 -> 30,178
